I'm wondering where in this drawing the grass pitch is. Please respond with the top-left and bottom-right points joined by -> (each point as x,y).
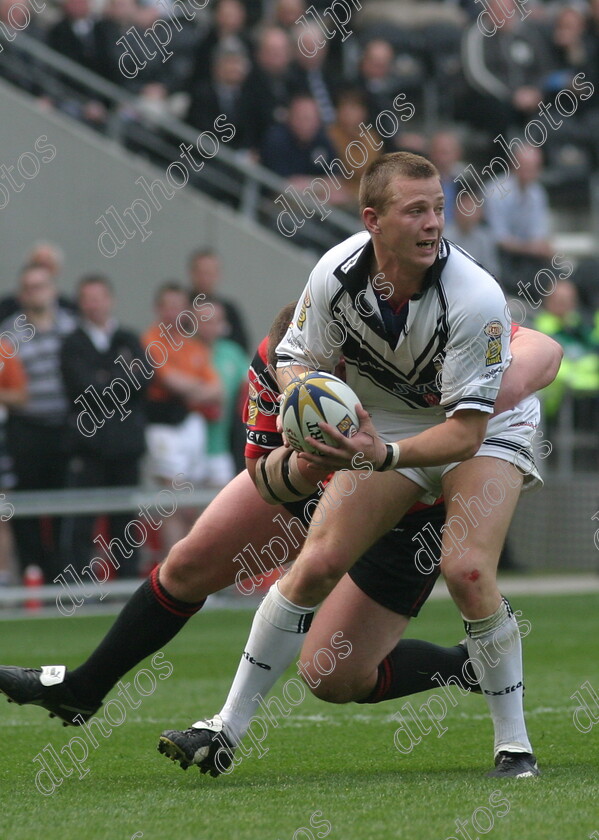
0,593 -> 597,840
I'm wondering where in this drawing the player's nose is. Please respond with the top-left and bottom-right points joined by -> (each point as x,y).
421,207 -> 440,229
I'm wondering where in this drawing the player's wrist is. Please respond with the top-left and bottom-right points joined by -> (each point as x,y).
375,442 -> 401,472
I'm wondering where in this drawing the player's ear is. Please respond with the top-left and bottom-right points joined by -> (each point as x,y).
362,207 -> 380,234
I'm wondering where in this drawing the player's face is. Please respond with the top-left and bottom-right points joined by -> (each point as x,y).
372,176 -> 445,274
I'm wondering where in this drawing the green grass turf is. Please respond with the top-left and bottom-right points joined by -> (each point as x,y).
0,594 -> 597,840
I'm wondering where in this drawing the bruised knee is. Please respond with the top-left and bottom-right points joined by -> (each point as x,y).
441,556 -> 497,611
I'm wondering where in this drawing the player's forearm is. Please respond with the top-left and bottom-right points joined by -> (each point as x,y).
247,449 -> 330,504
494,331 -> 563,415
275,363 -> 313,393
393,412 -> 489,468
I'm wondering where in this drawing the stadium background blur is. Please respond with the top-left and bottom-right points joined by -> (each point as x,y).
1,0 -> 599,592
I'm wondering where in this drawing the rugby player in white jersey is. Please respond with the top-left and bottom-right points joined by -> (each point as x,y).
167,152 -> 555,779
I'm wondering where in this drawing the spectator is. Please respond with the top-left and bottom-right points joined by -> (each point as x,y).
26,241 -> 65,282
0,341 -> 27,584
240,26 -> 294,154
47,0 -> 100,73
0,0 -> 46,95
187,249 -> 250,352
2,265 -> 76,580
539,4 -> 598,167
143,283 -> 222,550
187,46 -> 251,148
327,88 -> 383,210
444,190 -> 500,279
533,279 -> 599,442
189,0 -> 251,91
484,143 -> 554,295
260,93 -> 336,182
60,275 -> 147,578
94,0 -> 139,87
288,24 -> 337,126
428,129 -> 465,226
543,5 -> 593,94
196,300 -> 248,486
46,0 -> 108,124
0,241 -> 74,322
352,39 -> 402,140
459,0 -> 553,139
271,0 -> 306,30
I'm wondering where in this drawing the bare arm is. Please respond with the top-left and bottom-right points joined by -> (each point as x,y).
299,407 -> 489,472
384,409 -> 489,467
246,453 -> 331,487
494,326 -> 563,415
275,363 -> 314,394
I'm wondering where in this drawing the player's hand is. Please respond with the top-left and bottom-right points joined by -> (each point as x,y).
298,405 -> 388,471
275,399 -> 291,447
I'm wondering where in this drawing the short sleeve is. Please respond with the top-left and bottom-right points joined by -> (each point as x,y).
276,270 -> 344,372
440,282 -> 511,417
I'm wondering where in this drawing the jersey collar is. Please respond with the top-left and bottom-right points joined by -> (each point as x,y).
333,236 -> 450,344
334,236 -> 450,298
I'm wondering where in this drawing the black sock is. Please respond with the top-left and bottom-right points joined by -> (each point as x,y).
357,639 -> 477,704
66,567 -> 205,705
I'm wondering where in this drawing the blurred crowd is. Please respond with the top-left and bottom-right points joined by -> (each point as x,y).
0,243 -> 250,585
2,0 -> 599,202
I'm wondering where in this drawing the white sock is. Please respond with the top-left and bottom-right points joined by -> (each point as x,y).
464,598 -> 533,757
219,581 -> 317,746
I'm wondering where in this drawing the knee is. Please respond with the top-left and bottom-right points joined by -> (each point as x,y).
289,550 -> 353,605
298,648 -> 365,704
159,535 -> 209,597
441,555 -> 496,609
301,669 -> 356,704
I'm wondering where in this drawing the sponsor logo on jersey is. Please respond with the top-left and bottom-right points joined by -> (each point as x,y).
485,337 -> 502,366
297,291 -> 310,331
484,320 -> 503,366
247,398 -> 258,425
393,379 -> 438,396
484,319 -> 503,338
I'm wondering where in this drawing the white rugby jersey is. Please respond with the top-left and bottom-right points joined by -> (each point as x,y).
277,231 -> 539,442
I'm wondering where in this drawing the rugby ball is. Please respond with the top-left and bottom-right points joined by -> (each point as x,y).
280,372 -> 360,454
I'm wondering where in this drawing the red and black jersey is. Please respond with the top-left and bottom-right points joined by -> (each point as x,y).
243,337 -> 283,460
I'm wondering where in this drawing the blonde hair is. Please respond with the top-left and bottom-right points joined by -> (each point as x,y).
359,152 -> 439,214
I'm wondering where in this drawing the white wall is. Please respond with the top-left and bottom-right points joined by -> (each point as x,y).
0,80 -> 315,346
